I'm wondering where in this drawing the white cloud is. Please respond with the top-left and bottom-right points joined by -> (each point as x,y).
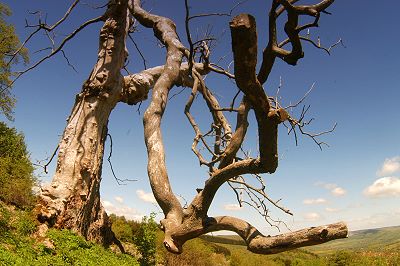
331,187 -> 346,196
323,183 -> 338,190
303,198 -> 327,205
377,156 -> 400,176
101,200 -> 143,221
223,203 -> 243,211
364,177 -> 400,198
102,200 -> 113,208
316,182 -> 346,197
136,190 -> 157,203
303,212 -> 322,222
114,196 -> 124,203
325,207 -> 340,213
347,211 -> 400,231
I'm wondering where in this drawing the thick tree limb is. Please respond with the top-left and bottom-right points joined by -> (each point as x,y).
257,1 -> 280,85
230,14 -> 284,172
203,217 -> 348,254
188,97 -> 250,215
258,0 -> 335,84
121,62 -> 209,105
129,0 -> 187,252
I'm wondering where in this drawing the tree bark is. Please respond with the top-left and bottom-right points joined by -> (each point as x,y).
36,0 -> 129,245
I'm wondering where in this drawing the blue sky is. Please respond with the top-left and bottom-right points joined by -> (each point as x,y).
2,0 -> 400,235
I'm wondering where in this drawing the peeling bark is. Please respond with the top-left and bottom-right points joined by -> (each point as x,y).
36,0 -> 130,245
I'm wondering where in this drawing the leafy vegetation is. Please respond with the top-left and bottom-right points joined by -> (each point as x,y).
0,2 -> 29,120
1,199 -> 399,265
110,214 -> 141,243
0,122 -> 36,208
0,202 -> 139,265
133,213 -> 158,266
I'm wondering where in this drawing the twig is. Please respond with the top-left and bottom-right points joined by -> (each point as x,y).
33,145 -> 59,174
107,134 -> 137,185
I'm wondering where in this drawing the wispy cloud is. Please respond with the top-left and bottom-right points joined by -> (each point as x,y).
377,156 -> 400,177
315,182 -> 346,197
331,187 -> 346,196
223,203 -> 243,211
303,198 -> 327,205
114,196 -> 124,203
325,207 -> 340,213
136,189 -> 157,203
303,212 -> 322,222
364,177 -> 400,198
101,200 -> 143,221
347,210 -> 400,231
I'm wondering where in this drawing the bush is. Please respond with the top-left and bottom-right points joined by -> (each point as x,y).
134,213 -> 158,266
161,236 -> 229,266
0,122 -> 36,208
329,250 -> 353,266
110,214 -> 140,243
0,3 -> 29,121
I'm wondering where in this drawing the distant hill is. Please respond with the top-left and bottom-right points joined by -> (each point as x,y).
307,225 -> 400,255
201,225 -> 400,255
200,234 -> 245,246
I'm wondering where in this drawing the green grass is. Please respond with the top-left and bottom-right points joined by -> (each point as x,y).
1,201 -> 399,266
0,202 -> 138,266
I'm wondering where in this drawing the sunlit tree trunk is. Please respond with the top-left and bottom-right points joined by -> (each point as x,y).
36,0 -> 129,245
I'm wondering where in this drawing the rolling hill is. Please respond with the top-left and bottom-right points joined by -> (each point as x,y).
201,225 -> 400,255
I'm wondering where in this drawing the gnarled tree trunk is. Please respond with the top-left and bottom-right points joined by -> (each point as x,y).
36,0 -> 129,245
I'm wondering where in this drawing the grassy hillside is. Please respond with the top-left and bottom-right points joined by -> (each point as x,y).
203,226 -> 400,253
306,226 -> 400,255
199,226 -> 400,265
1,199 -> 399,266
0,202 -> 139,266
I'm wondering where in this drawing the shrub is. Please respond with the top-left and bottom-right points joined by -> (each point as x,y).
0,122 -> 36,208
134,213 -> 158,266
110,214 -> 141,243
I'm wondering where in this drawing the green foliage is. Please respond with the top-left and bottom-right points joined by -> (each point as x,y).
162,237 -> 229,266
0,122 -> 36,208
44,229 -> 138,266
0,3 -> 29,120
110,214 -> 140,243
0,204 -> 139,265
133,213 -> 158,266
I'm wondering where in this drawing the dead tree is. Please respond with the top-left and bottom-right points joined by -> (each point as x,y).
12,0 -> 347,253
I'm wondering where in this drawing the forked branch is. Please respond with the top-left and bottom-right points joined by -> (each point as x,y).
123,0 -> 347,256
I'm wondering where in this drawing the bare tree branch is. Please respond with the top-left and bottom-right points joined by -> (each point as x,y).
11,15 -> 104,86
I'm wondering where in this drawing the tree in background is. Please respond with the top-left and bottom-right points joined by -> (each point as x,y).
110,214 -> 141,243
0,2 -> 29,121
9,0 -> 348,254
134,213 -> 158,266
0,121 -> 36,208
